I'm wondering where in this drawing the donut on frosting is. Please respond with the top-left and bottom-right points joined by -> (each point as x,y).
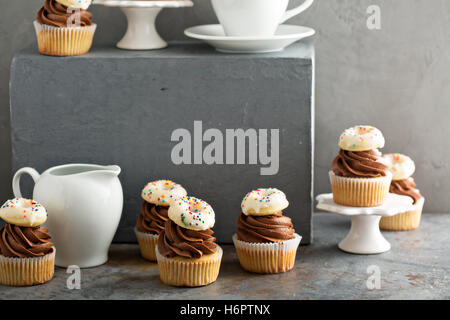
338,125 -> 385,151
241,188 -> 289,216
0,198 -> 47,227
55,0 -> 92,9
383,153 -> 416,181
168,196 -> 215,231
141,180 -> 187,207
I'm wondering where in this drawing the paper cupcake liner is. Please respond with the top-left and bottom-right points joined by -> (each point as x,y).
329,171 -> 392,207
232,233 -> 301,274
156,246 -> 223,287
34,21 -> 96,56
0,248 -> 55,286
135,228 -> 159,262
380,197 -> 425,231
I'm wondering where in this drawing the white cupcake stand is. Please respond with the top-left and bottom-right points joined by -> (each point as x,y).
316,193 -> 415,254
95,0 -> 193,50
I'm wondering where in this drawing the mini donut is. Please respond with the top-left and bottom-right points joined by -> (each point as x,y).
241,188 -> 289,216
168,196 -> 215,231
55,0 -> 92,9
338,125 -> 385,151
383,153 -> 415,181
0,198 -> 47,227
141,180 -> 187,207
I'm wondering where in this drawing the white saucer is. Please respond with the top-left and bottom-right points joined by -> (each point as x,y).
184,24 -> 315,53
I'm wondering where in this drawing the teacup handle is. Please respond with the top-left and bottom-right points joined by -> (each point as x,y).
280,0 -> 314,24
12,167 -> 41,198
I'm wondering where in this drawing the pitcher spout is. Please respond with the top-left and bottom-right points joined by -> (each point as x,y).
103,165 -> 121,176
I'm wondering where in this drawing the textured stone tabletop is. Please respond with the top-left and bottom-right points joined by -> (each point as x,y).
1,213 -> 448,300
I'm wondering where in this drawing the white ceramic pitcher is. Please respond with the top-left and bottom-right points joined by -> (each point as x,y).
13,164 -> 123,268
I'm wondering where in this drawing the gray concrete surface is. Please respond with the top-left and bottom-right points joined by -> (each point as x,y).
10,43 -> 314,243
1,0 -> 450,213
0,212 -> 448,299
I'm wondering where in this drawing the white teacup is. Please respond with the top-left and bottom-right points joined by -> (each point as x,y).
211,0 -> 314,37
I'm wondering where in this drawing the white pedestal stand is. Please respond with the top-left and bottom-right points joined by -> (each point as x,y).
95,0 -> 193,50
316,193 -> 415,255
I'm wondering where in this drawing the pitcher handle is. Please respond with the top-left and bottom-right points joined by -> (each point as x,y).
12,167 -> 41,198
280,0 -> 314,24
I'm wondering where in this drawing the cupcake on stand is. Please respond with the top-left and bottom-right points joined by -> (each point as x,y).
317,126 -> 416,254
329,125 -> 392,207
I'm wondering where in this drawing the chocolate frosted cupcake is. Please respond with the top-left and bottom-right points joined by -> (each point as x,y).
156,196 -> 222,287
34,0 -> 96,56
329,125 -> 392,207
233,188 -> 301,274
135,180 -> 187,261
0,198 -> 55,286
380,154 -> 425,230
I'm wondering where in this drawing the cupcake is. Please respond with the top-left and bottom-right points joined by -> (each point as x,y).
233,188 -> 301,274
0,198 -> 55,286
156,196 -> 222,287
135,180 -> 187,261
329,125 -> 392,207
380,154 -> 425,230
34,0 -> 96,56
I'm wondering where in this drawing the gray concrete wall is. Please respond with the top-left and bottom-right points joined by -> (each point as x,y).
1,0 -> 449,212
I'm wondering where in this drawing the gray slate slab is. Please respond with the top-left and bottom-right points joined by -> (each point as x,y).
10,42 -> 314,243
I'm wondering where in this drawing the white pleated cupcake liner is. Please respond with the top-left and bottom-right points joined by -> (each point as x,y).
0,247 -> 55,286
34,21 -> 97,56
232,233 -> 301,274
156,246 -> 223,287
135,228 -> 159,262
329,170 -> 392,207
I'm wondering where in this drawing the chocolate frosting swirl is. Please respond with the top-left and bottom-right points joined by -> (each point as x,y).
136,202 -> 168,235
158,220 -> 217,259
332,149 -> 389,178
237,211 -> 295,243
0,224 -> 53,258
390,178 -> 422,204
37,0 -> 93,27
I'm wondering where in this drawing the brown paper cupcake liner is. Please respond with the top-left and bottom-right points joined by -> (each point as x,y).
135,228 -> 159,262
34,21 -> 96,56
156,246 -> 223,287
380,197 -> 425,231
0,248 -> 55,286
329,171 -> 392,207
232,233 -> 301,274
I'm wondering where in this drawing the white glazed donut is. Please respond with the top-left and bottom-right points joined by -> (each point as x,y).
55,0 -> 92,9
383,153 -> 416,181
141,180 -> 187,207
338,125 -> 385,152
0,198 -> 47,227
168,196 -> 215,231
241,188 -> 289,216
